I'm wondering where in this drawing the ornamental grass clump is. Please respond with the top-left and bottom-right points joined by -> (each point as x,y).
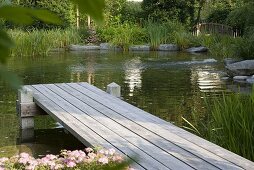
208,92 -> 254,161
0,148 -> 132,170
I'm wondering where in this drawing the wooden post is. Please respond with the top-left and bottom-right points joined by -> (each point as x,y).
106,82 -> 121,98
18,87 -> 35,129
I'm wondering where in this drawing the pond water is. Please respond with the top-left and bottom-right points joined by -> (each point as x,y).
0,51 -> 245,157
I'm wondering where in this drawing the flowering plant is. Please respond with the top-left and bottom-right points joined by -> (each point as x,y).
0,148 -> 133,170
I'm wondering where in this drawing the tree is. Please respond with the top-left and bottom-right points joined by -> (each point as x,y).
141,0 -> 195,25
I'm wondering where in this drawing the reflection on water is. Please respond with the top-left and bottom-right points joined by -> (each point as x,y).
124,57 -> 143,96
0,51 -> 242,155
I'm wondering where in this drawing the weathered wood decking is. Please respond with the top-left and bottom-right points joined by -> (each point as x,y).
17,82 -> 254,169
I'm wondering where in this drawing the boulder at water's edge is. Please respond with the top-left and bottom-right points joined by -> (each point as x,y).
226,60 -> 254,76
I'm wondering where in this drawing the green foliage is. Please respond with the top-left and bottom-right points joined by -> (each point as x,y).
174,32 -> 200,50
146,21 -> 167,50
104,0 -> 127,24
142,0 -> 195,25
9,28 -> 82,56
121,1 -> 144,24
207,8 -> 231,24
234,29 -> 254,59
207,91 -> 254,161
97,23 -> 147,50
226,2 -> 254,34
194,34 -> 238,58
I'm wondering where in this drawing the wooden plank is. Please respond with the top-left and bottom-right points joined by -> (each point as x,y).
19,102 -> 47,117
51,84 -> 200,169
78,82 -> 251,169
26,85 -> 144,170
31,84 -> 173,170
57,83 -> 219,170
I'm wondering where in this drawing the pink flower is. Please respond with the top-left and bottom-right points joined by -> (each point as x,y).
112,155 -> 123,162
108,148 -> 116,155
0,158 -> 8,166
0,167 -> 5,170
88,153 -> 96,160
54,164 -> 64,169
18,157 -> 30,165
45,154 -> 57,160
85,147 -> 94,153
25,164 -> 36,170
66,161 -> 76,168
98,156 -> 108,164
20,153 -> 30,158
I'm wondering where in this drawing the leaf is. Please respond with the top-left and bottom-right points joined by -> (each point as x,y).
0,6 -> 62,25
182,116 -> 201,136
70,0 -> 105,23
0,30 -> 14,63
0,64 -> 22,89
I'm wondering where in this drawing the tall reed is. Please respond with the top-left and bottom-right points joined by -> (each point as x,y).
207,92 -> 254,161
146,21 -> 167,50
9,28 -> 81,57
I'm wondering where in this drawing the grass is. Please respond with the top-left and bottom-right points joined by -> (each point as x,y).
9,28 -> 82,56
146,21 -> 167,50
208,91 -> 254,161
97,23 -> 147,51
183,91 -> 254,161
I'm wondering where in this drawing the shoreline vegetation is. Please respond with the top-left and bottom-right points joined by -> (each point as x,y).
8,24 -> 244,59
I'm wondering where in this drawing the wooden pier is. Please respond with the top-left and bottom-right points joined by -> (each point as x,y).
17,82 -> 254,169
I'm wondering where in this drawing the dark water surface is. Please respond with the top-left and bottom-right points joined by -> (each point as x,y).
0,51 -> 236,157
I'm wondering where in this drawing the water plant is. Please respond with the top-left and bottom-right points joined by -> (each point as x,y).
0,147 -> 132,170
146,21 -> 167,50
183,90 -> 254,161
208,91 -> 254,161
97,23 -> 147,51
9,28 -> 82,57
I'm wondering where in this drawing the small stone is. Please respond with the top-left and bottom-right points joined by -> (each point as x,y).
233,76 -> 249,80
69,45 -> 100,51
129,45 -> 150,51
221,77 -> 229,80
186,46 -> 208,53
158,44 -> 179,51
100,43 -> 112,50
